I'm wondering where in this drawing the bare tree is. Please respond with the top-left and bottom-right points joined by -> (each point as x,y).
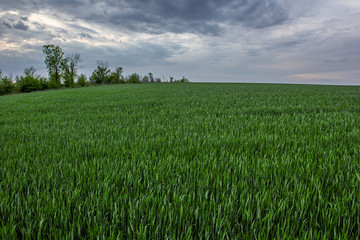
90,60 -> 110,84
148,72 -> 154,83
142,75 -> 149,83
24,66 -> 37,78
116,67 -> 123,77
64,53 -> 82,87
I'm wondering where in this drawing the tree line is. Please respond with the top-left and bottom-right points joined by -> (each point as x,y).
0,44 -> 190,96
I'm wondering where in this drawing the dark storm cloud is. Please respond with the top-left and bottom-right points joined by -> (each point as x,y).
0,13 -> 30,32
33,22 -> 46,30
3,22 -> 12,29
13,21 -> 29,30
79,32 -> 93,39
1,0 -> 289,35
68,23 -> 98,34
90,0 -> 289,34
222,0 -> 288,28
20,16 -> 29,21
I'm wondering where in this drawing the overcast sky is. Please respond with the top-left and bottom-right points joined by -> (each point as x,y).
1,0 -> 360,85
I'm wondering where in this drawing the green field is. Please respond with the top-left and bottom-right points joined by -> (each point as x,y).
1,83 -> 360,239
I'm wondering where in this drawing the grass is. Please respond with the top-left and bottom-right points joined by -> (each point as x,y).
1,83 -> 360,239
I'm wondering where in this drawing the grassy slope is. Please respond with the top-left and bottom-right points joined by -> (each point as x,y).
1,83 -> 360,239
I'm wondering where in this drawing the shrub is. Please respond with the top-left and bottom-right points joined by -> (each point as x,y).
182,77 -> 189,83
107,72 -> 125,84
48,78 -> 62,89
142,75 -> 149,83
0,75 -> 16,95
77,74 -> 89,86
119,78 -> 126,84
19,66 -> 48,91
128,73 -> 140,84
39,77 -> 50,90
18,76 -> 41,92
90,71 -> 104,84
173,76 -> 190,83
90,60 -> 110,84
63,73 -> 75,87
103,75 -> 112,84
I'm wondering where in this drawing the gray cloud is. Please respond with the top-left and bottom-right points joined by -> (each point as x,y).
0,12 -> 30,31
79,41 -> 183,67
97,0 -> 288,34
20,16 -> 29,21
225,1 -> 288,28
1,0 -> 289,35
324,58 -> 347,64
68,23 -> 98,34
3,22 -> 12,29
33,22 -> 46,30
79,32 -> 93,39
13,20 -> 29,30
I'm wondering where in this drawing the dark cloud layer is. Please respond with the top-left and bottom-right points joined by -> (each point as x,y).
0,12 -> 30,35
91,0 -> 289,34
2,0 -> 289,35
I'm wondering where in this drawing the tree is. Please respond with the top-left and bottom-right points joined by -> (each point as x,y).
180,76 -> 190,83
24,66 -> 37,78
42,45 -> 67,87
63,53 -> 82,87
106,66 -> 124,84
116,67 -> 123,78
114,67 -> 125,83
177,76 -> 190,83
142,75 -> 149,83
0,70 -> 15,95
148,72 -> 154,83
90,60 -> 110,84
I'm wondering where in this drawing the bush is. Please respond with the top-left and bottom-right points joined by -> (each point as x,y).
18,76 -> 41,92
142,75 -> 149,83
107,72 -> 125,84
39,77 -> 50,90
48,79 -> 62,89
0,76 -> 16,95
90,71 -> 104,84
180,77 -> 190,83
90,60 -> 110,84
63,74 -> 74,87
77,74 -> 89,86
173,76 -> 190,83
128,73 -> 140,84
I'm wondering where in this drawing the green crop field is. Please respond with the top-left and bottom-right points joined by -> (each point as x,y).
1,83 -> 360,239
